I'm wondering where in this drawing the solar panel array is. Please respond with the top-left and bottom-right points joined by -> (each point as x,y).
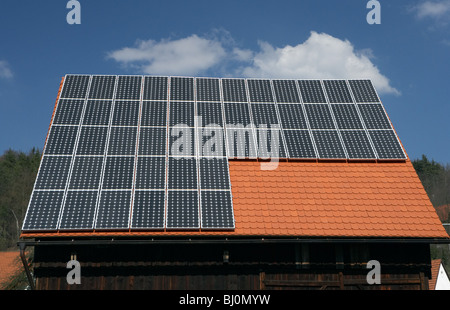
22,75 -> 406,232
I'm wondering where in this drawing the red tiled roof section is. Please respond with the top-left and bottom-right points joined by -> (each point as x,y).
0,251 -> 20,288
229,160 -> 449,238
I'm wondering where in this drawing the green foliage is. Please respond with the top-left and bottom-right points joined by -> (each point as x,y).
0,148 -> 41,250
412,155 -> 450,208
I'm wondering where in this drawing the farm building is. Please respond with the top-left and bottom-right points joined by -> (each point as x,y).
18,75 -> 449,290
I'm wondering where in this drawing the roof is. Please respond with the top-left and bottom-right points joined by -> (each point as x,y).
20,159 -> 448,239
0,251 -> 20,288
429,259 -> 450,290
19,75 -> 450,240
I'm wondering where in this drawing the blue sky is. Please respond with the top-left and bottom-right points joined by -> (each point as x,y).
0,0 -> 449,164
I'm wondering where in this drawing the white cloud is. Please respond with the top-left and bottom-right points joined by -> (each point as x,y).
241,32 -> 399,95
413,0 -> 450,19
108,31 -> 399,95
0,60 -> 13,79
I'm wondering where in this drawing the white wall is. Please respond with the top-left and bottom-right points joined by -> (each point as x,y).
435,264 -> 450,290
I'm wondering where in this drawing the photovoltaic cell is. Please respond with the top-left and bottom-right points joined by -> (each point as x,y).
331,104 -> 364,129
277,104 -> 308,129
76,126 -> 108,155
283,130 -> 316,158
200,158 -> 230,189
298,80 -> 326,103
22,191 -> 64,231
272,80 -> 300,103
166,191 -> 199,229
369,130 -> 406,159
112,101 -> 139,126
169,102 -> 195,127
201,191 -> 234,229
222,79 -> 247,102
170,77 -> 194,101
115,76 -> 142,100
255,129 -> 287,159
323,80 -> 353,103
135,157 -> 166,189
143,76 -> 168,101
138,127 -> 167,156
226,128 -> 257,158
224,103 -> 251,127
169,127 -> 195,156
69,156 -> 103,189
250,103 -> 279,129
358,104 -> 392,129
59,191 -> 98,230
88,75 -> 116,99
197,102 -> 223,127
61,75 -> 90,99
349,80 -> 380,103
168,157 -> 197,189
107,127 -> 137,156
141,101 -> 167,127
95,190 -> 131,229
132,190 -> 165,229
312,130 -> 346,159
102,157 -> 135,189
247,79 -> 273,103
201,127 -> 226,157
196,78 -> 220,102
304,104 -> 335,129
340,130 -> 376,159
53,100 -> 84,125
35,156 -> 71,189
44,126 -> 78,155
83,100 -> 112,126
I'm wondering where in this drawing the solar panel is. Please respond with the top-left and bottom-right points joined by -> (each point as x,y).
88,75 -> 116,99
312,130 -> 346,159
368,130 -> 406,159
59,191 -> 98,230
69,156 -> 104,189
196,78 -> 220,102
201,191 -> 234,229
340,130 -> 376,159
166,190 -> 199,229
83,100 -> 112,125
141,101 -> 167,127
283,130 -> 316,158
224,103 -> 252,127
53,99 -> 84,125
323,80 -> 353,103
298,80 -> 326,103
95,190 -> 131,229
222,79 -> 247,102
349,80 -> 380,103
60,75 -> 90,99
304,104 -> 335,129
116,76 -> 141,100
250,103 -> 279,129
170,77 -> 194,101
200,158 -> 230,189
358,104 -> 392,129
44,126 -> 78,155
272,80 -> 300,103
226,128 -> 257,158
131,190 -> 165,229
247,79 -> 273,103
255,129 -> 287,159
22,75 -> 407,233
331,104 -> 364,129
135,157 -> 166,189
139,127 -> 167,156
277,104 -> 308,129
143,76 -> 168,101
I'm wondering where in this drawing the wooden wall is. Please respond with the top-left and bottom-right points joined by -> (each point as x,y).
32,241 -> 432,290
